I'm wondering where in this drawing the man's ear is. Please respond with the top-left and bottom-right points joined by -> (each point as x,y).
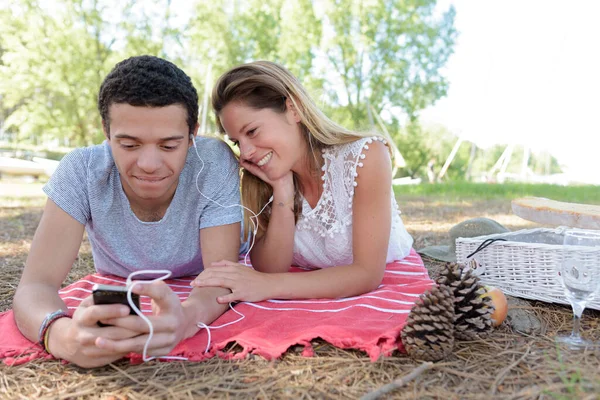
189,123 -> 200,147
102,121 -> 110,140
285,98 -> 302,124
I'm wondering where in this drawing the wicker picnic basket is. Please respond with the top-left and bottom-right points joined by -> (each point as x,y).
455,227 -> 600,311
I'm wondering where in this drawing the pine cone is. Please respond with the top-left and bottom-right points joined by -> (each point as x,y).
401,285 -> 455,361
437,262 -> 494,341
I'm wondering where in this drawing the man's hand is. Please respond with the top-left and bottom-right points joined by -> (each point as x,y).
93,281 -> 193,358
49,295 -> 141,368
191,260 -> 277,303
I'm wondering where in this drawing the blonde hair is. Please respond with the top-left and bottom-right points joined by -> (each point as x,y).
212,61 -> 387,238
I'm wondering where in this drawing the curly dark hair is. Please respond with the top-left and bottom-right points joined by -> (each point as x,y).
98,55 -> 199,136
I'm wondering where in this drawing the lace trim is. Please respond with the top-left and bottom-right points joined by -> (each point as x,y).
296,136 -> 389,237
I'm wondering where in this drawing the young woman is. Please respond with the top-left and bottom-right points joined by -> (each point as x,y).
192,61 -> 413,302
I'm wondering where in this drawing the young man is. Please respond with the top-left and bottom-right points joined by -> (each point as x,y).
12,55 -> 242,368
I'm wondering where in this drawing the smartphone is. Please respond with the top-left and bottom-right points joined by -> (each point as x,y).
92,284 -> 140,321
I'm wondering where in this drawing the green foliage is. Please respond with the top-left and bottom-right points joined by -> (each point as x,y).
1,0 -> 458,169
393,122 -> 470,180
394,182 -> 600,204
391,121 -> 564,181
185,0 -> 322,133
0,0 -> 179,146
394,122 -> 431,178
472,144 -> 563,177
322,0 -> 457,129
186,0 -> 322,110
422,126 -> 471,181
472,145 -> 505,172
1,0 -> 107,145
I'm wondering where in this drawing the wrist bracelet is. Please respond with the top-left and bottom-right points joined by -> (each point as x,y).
38,310 -> 71,353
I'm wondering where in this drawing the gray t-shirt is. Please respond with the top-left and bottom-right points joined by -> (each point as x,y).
43,137 -> 242,278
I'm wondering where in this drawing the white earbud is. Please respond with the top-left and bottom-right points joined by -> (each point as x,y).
191,134 -> 196,148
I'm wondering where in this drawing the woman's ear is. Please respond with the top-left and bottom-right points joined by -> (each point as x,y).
285,98 -> 302,124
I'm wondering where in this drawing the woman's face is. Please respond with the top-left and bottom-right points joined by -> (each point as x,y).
219,101 -> 307,181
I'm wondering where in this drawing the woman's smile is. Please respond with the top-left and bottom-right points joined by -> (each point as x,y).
257,152 -> 273,167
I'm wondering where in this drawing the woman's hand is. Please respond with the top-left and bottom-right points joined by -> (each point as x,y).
240,159 -> 294,197
191,260 -> 278,303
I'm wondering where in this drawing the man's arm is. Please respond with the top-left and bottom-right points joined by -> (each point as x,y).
179,222 -> 241,338
13,199 -> 136,367
13,199 -> 84,341
74,222 -> 242,360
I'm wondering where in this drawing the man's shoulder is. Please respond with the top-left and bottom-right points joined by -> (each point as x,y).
63,142 -> 111,165
182,136 -> 239,195
43,142 -> 113,225
195,136 -> 234,154
57,142 -> 114,183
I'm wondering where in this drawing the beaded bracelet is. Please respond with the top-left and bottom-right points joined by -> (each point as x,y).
38,310 -> 71,353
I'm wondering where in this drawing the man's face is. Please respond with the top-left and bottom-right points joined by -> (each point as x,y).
105,104 -> 195,208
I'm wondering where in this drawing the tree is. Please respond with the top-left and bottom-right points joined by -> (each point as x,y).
475,144 -> 563,177
1,0 -> 457,151
395,122 -> 470,180
321,0 -> 457,130
186,0 -> 322,131
1,1 -> 106,145
395,122 -> 432,178
186,2 -> 320,84
0,0 -> 176,146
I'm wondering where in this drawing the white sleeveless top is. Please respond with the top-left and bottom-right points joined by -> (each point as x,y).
291,136 -> 413,269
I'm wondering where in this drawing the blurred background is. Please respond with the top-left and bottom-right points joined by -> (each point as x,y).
0,0 -> 598,191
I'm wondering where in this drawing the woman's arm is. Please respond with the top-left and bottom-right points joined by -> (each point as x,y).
194,141 -> 394,300
240,165 -> 297,273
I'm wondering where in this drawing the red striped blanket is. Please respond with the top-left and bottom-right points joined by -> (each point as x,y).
0,249 -> 433,366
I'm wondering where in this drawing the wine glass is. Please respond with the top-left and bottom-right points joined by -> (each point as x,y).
556,229 -> 600,348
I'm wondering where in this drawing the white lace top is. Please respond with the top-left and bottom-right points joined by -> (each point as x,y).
291,136 -> 413,269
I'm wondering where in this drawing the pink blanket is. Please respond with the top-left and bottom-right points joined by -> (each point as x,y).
0,249 -> 433,366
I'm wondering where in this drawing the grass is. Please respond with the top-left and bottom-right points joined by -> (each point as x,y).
395,182 -> 600,203
543,345 -> 598,399
2,182 -> 600,399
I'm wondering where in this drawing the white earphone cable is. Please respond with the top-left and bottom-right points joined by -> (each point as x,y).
191,136 -> 273,265
122,136 -> 273,361
125,270 -> 186,361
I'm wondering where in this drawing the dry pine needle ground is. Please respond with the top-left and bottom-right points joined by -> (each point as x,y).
1,191 -> 599,399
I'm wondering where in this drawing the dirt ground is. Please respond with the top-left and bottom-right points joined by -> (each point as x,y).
0,191 -> 599,399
